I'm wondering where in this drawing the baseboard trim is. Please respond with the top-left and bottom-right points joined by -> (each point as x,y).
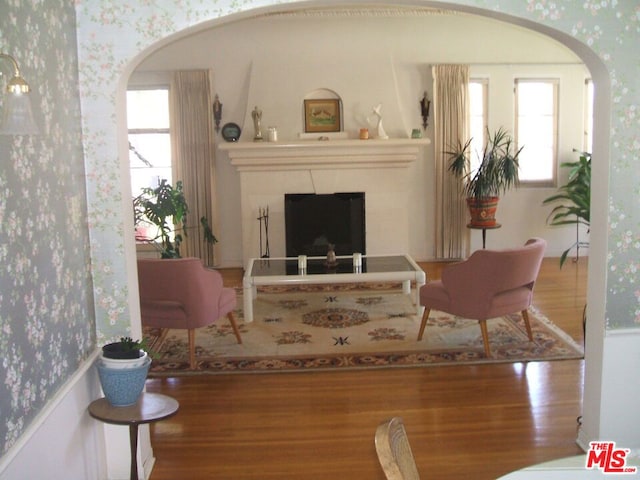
576,425 -> 590,452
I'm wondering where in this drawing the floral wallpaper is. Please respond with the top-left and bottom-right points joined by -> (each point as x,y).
0,0 -> 94,458
1,0 -> 638,464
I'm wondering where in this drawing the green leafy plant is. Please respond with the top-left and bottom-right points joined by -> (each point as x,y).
117,336 -> 149,352
542,151 -> 591,267
447,127 -> 523,200
133,179 -> 217,258
102,336 -> 156,359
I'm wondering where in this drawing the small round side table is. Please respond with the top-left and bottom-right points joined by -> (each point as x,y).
88,392 -> 179,480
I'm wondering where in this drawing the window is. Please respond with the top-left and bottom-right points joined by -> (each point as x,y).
515,79 -> 559,185
584,78 -> 594,153
127,88 -> 172,196
469,79 -> 488,172
127,88 -> 172,241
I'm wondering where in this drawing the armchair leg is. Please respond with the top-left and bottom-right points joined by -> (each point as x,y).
417,308 -> 431,341
188,329 -> 196,369
228,311 -> 243,344
522,309 -> 534,341
479,320 -> 491,357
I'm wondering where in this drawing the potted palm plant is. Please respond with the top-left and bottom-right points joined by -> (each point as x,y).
447,127 -> 523,227
542,151 -> 591,267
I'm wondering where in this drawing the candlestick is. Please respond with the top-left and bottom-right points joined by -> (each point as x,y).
298,255 -> 307,272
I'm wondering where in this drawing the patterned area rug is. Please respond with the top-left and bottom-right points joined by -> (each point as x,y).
144,284 -> 583,375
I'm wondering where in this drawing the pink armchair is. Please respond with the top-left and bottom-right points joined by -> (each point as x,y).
137,257 -> 242,369
418,238 -> 546,357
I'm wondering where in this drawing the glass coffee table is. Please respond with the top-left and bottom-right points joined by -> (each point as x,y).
242,254 -> 426,322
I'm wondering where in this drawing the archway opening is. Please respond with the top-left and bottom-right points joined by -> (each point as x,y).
117,2 -> 609,449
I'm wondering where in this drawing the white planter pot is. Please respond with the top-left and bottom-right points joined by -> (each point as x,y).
100,350 -> 148,369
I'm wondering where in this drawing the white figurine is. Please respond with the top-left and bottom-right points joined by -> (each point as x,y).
371,103 -> 388,139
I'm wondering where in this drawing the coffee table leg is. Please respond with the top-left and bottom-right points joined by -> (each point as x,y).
129,424 -> 139,480
242,274 -> 255,323
243,285 -> 254,322
415,271 -> 426,316
402,279 -> 411,295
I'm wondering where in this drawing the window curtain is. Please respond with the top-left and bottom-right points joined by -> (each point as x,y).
170,70 -> 217,266
432,64 -> 470,259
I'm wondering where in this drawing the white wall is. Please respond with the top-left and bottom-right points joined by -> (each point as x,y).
133,10 -> 589,267
580,330 -> 640,449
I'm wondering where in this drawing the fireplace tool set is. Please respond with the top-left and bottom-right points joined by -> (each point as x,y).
257,206 -> 270,258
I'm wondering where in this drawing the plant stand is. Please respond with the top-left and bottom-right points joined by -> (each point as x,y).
88,393 -> 179,480
572,220 -> 590,263
467,223 -> 502,249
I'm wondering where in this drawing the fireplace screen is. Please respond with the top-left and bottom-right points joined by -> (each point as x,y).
285,192 -> 365,257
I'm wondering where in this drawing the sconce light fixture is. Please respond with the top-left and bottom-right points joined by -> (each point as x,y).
0,52 -> 39,135
420,91 -> 431,130
213,94 -> 222,134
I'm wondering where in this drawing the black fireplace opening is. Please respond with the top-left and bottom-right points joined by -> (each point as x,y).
285,192 -> 365,257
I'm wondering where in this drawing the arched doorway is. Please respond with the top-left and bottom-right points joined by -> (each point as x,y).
114,1 -> 610,464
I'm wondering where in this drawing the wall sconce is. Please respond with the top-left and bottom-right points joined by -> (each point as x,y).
0,52 -> 38,135
420,91 -> 431,130
213,94 -> 222,134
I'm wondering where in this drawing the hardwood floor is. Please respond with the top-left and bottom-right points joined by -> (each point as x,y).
146,257 -> 587,480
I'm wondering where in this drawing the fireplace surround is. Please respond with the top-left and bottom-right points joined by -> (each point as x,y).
219,138 -> 430,263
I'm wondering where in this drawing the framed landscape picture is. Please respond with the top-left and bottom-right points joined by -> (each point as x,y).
304,99 -> 341,133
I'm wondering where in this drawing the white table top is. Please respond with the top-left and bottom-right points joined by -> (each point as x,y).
244,254 -> 425,287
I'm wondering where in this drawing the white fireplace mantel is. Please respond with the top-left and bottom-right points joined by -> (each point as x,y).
218,137 -> 431,262
219,138 -> 430,171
